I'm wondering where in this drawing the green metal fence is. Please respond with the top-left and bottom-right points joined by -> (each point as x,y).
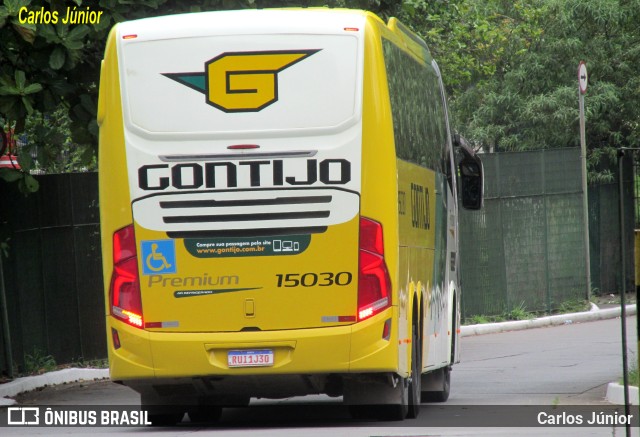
459,148 -> 589,318
0,173 -> 105,376
588,155 -> 635,295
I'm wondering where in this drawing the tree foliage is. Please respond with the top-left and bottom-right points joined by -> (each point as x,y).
441,0 -> 640,177
0,0 -> 638,189
400,0 -> 546,98
0,0 -> 400,191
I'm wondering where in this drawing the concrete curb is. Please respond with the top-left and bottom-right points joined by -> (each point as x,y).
606,383 -> 639,406
460,304 -> 637,337
0,368 -> 109,407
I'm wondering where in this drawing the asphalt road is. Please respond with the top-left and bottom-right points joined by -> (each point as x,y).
451,315 -> 638,405
3,315 -> 638,436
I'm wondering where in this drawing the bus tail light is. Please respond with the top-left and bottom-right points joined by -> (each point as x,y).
110,225 -> 143,329
358,217 -> 391,321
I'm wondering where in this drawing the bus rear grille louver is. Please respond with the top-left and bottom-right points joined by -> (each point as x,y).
131,188 -> 359,235
160,195 -> 330,224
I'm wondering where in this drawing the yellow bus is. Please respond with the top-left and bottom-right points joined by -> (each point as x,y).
98,8 -> 482,423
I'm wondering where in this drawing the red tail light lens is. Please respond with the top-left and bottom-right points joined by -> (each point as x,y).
110,225 -> 143,328
359,215 -> 385,255
358,217 -> 391,321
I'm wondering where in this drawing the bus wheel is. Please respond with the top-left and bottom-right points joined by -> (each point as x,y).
420,366 -> 450,402
407,322 -> 422,418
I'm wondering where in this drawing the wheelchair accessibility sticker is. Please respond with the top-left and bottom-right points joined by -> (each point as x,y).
141,240 -> 177,275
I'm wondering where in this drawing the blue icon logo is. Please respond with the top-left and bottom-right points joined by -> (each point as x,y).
141,240 -> 177,275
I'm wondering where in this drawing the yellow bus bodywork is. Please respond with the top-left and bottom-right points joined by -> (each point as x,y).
99,9 -> 455,405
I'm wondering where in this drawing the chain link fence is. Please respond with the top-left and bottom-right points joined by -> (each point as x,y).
459,147 -> 635,319
459,148 -> 589,318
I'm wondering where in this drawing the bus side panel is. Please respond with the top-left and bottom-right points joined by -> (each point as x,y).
428,177 -> 459,368
98,27 -> 154,379
379,32 -> 455,373
426,172 -> 450,369
439,70 -> 462,366
447,183 -> 461,365
374,19 -> 449,377
356,16 -> 402,374
397,159 -> 436,372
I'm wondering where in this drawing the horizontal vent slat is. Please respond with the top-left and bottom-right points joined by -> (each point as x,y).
167,226 -> 328,239
163,210 -> 330,224
159,195 -> 332,209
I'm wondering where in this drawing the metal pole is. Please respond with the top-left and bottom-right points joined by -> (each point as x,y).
0,253 -> 13,379
617,149 -> 630,437
579,89 -> 592,300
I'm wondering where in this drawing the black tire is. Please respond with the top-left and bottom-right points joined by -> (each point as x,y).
421,366 -> 450,403
407,322 -> 422,418
381,396 -> 408,421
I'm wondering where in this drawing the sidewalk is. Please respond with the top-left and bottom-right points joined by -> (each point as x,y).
0,303 -> 637,407
0,368 -> 109,406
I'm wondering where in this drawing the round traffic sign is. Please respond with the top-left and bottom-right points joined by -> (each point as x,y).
578,62 -> 588,94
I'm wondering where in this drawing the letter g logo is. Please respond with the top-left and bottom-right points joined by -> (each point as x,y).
164,50 -> 320,113
207,50 -> 319,112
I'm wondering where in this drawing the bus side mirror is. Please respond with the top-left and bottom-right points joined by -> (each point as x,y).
454,135 -> 483,210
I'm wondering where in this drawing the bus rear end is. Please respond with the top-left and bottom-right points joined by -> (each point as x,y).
98,9 -> 398,418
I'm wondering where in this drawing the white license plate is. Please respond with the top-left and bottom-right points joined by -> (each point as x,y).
228,349 -> 274,368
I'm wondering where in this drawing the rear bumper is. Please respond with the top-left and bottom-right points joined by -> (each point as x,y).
107,307 -> 398,385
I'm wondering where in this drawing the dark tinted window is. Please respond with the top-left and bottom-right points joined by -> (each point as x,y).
382,39 -> 447,171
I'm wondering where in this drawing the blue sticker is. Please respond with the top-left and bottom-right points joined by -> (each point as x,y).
141,240 -> 177,275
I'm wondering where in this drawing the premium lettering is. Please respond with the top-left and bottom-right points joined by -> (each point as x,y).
148,273 -> 239,288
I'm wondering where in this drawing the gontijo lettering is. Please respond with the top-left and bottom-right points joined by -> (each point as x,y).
138,159 -> 351,191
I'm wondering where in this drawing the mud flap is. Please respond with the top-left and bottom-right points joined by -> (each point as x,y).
344,373 -> 408,420
420,366 -> 450,402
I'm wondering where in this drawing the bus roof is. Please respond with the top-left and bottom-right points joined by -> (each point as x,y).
116,9 -> 376,41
